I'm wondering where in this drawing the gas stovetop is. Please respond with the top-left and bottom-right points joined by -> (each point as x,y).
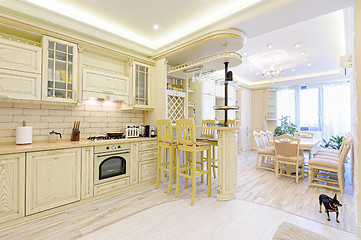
86,135 -> 125,141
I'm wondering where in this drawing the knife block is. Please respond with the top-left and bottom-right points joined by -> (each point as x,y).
71,130 -> 80,141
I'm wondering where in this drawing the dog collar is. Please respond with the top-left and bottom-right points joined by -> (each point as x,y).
329,203 -> 336,210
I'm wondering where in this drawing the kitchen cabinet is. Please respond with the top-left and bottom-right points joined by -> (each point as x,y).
83,68 -> 129,102
138,140 -> 157,183
133,61 -> 150,107
265,89 -> 277,120
42,36 -> 78,103
26,148 -> 81,215
81,147 -> 93,200
0,153 -> 25,223
0,37 -> 42,100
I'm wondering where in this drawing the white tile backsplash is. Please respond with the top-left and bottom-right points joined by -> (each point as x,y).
0,100 -> 143,143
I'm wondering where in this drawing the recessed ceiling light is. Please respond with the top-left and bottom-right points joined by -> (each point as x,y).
267,44 -> 273,49
241,65 -> 245,69
243,52 -> 247,56
307,63 -> 311,66
299,51 -> 306,55
291,69 -> 295,72
256,72 -> 260,75
304,57 -> 309,61
153,24 -> 159,30
248,68 -> 253,72
294,43 -> 301,48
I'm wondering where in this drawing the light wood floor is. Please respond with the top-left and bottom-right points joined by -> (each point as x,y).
0,151 -> 356,239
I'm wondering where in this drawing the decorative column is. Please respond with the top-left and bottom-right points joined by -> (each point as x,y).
217,128 -> 238,201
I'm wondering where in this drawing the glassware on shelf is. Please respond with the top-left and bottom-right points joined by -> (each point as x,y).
178,79 -> 183,90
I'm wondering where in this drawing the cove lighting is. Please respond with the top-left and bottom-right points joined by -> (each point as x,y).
25,0 -> 261,49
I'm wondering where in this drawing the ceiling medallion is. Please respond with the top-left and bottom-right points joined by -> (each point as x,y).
248,49 -> 295,83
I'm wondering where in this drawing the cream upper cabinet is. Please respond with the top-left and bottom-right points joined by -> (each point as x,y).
252,90 -> 265,130
133,61 -> 150,106
83,68 -> 129,102
0,37 -> 41,100
26,148 -> 81,215
42,36 -> 78,103
0,153 -> 25,223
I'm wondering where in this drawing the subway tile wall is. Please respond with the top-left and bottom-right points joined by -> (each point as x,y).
0,100 -> 143,143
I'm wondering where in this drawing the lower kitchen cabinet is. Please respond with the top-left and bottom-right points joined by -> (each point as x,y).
0,153 -> 25,222
26,148 -> 81,215
138,140 -> 157,183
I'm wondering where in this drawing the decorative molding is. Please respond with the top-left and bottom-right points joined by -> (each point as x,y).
152,29 -> 246,61
0,12 -> 156,66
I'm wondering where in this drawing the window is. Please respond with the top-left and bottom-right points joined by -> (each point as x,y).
276,81 -> 350,139
277,89 -> 295,124
300,88 -> 319,130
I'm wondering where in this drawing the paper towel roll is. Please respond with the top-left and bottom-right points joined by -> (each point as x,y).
16,126 -> 32,145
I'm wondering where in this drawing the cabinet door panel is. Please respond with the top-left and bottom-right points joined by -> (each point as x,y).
139,160 -> 157,182
0,154 -> 25,223
0,69 -> 41,100
139,150 -> 157,162
83,68 -> 129,98
0,38 -> 41,74
26,148 -> 81,215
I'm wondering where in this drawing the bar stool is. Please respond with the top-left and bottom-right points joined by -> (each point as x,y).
155,119 -> 177,195
219,119 -> 236,127
175,118 -> 211,206
197,120 -> 218,181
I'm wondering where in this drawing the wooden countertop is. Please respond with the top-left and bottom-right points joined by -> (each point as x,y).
0,137 -> 157,155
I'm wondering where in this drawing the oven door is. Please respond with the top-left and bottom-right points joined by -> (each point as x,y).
94,151 -> 130,185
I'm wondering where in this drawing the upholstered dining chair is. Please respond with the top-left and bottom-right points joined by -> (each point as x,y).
260,130 -> 272,148
253,131 -> 275,171
175,118 -> 211,206
308,136 -> 352,193
196,120 -> 218,180
314,135 -> 349,158
273,134 -> 305,183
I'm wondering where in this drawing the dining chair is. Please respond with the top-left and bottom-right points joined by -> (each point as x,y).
266,130 -> 274,146
260,130 -> 272,148
314,135 -> 348,158
253,131 -> 275,171
175,118 -> 211,206
273,134 -> 304,183
196,120 -> 218,180
219,119 -> 236,127
294,131 -> 313,161
156,119 -> 177,195
294,131 -> 314,138
308,136 -> 352,193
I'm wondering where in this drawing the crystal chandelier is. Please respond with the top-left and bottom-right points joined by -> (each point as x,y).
262,65 -> 283,83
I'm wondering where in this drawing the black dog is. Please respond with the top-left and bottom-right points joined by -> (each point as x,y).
319,194 -> 342,223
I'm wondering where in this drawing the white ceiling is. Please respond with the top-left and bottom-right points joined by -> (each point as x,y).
0,0 -> 354,86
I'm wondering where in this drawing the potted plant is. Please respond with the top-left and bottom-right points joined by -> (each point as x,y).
274,116 -> 297,137
321,135 -> 344,150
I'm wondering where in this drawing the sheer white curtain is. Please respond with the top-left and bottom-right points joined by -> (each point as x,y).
322,82 -> 351,140
277,88 -> 296,124
276,81 -> 351,140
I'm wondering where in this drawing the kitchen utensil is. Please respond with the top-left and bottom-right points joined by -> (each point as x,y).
125,126 -> 139,138
71,121 -> 80,141
48,130 -> 62,143
16,121 -> 32,145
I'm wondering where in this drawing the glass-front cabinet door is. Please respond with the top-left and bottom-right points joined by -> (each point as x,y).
133,62 -> 149,106
42,36 -> 78,102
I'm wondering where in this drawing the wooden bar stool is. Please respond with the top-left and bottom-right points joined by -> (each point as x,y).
175,118 -> 211,206
155,119 -> 177,195
197,120 -> 218,181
